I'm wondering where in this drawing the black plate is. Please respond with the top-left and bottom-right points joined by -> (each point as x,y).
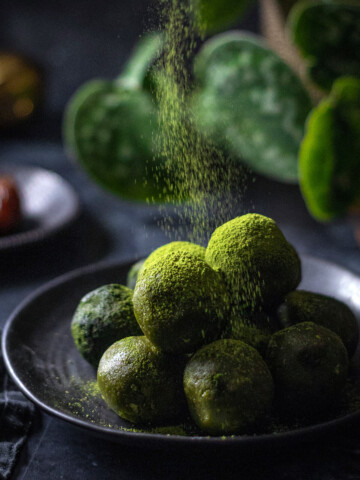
0,165 -> 80,251
3,256 -> 360,450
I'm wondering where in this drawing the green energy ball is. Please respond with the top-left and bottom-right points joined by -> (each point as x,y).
143,241 -> 205,269
133,251 -> 229,354
266,322 -> 349,417
71,284 -> 142,367
205,214 -> 301,311
97,336 -> 187,424
278,290 -> 359,357
183,339 -> 274,435
126,259 -> 145,290
221,311 -> 276,356
222,325 -> 271,357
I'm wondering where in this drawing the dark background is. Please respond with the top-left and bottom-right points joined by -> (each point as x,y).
2,1 -> 360,478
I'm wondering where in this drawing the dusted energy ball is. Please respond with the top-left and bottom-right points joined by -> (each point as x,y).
71,284 -> 142,367
97,336 -> 187,424
205,214 -> 301,312
133,251 -> 229,353
221,311 -> 277,356
184,339 -> 274,435
143,241 -> 206,268
266,322 -> 349,417
127,242 -> 205,290
277,290 -> 359,357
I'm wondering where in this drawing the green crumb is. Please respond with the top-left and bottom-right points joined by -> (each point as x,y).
148,425 -> 187,436
118,424 -> 190,436
62,377 -> 102,420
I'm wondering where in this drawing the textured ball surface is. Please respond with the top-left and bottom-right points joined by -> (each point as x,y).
277,290 -> 359,357
184,339 -> 274,435
205,214 -> 301,312
133,250 -> 229,353
97,336 -> 187,424
266,322 -> 349,416
71,284 -> 142,367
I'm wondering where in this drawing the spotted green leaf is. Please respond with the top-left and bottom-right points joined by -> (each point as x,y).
299,76 -> 360,221
193,32 -> 312,183
63,34 -> 167,202
64,81 -> 165,201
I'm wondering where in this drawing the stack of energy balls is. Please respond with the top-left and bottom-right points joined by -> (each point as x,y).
71,214 -> 358,435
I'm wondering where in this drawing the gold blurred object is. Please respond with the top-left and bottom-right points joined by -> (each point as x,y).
0,52 -> 43,127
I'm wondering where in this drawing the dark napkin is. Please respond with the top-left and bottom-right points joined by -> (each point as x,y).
0,332 -> 35,480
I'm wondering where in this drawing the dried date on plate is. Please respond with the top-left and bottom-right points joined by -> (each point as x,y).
0,176 -> 21,234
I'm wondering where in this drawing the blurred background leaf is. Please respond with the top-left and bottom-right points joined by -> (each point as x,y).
63,34 -> 168,202
193,31 -> 312,183
191,0 -> 254,34
299,76 -> 360,220
289,0 -> 360,91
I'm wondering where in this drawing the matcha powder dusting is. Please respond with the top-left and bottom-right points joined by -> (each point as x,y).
151,0 -> 248,244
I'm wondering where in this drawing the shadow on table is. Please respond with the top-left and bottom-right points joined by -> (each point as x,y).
0,210 -> 112,287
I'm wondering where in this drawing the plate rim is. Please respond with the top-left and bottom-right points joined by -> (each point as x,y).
0,164 -> 80,251
2,254 -> 360,448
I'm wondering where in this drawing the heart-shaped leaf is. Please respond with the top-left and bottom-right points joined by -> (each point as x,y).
64,81 -> 164,201
63,34 -> 168,202
193,31 -> 312,183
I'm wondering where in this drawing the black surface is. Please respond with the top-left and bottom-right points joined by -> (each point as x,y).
3,255 -> 360,452
0,333 -> 35,480
2,0 -> 360,478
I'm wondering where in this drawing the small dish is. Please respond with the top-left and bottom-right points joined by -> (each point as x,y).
0,164 -> 80,251
2,255 -> 360,450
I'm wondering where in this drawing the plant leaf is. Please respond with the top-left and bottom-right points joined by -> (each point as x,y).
289,0 -> 360,90
191,0 -> 254,34
193,31 -> 312,183
118,32 -> 164,91
299,76 -> 360,220
63,34 -> 172,202
63,80 -> 165,202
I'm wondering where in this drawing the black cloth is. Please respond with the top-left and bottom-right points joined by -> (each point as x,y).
0,333 -> 35,480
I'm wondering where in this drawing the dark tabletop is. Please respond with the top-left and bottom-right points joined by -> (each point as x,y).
2,1 -> 360,478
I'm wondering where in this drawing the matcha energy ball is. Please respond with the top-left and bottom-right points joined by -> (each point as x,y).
277,290 -> 359,357
97,336 -> 187,424
205,214 -> 301,313
143,241 -> 206,268
126,242 -> 205,290
221,311 -> 277,356
133,250 -> 229,353
266,322 -> 349,417
184,339 -> 274,435
71,284 -> 142,367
